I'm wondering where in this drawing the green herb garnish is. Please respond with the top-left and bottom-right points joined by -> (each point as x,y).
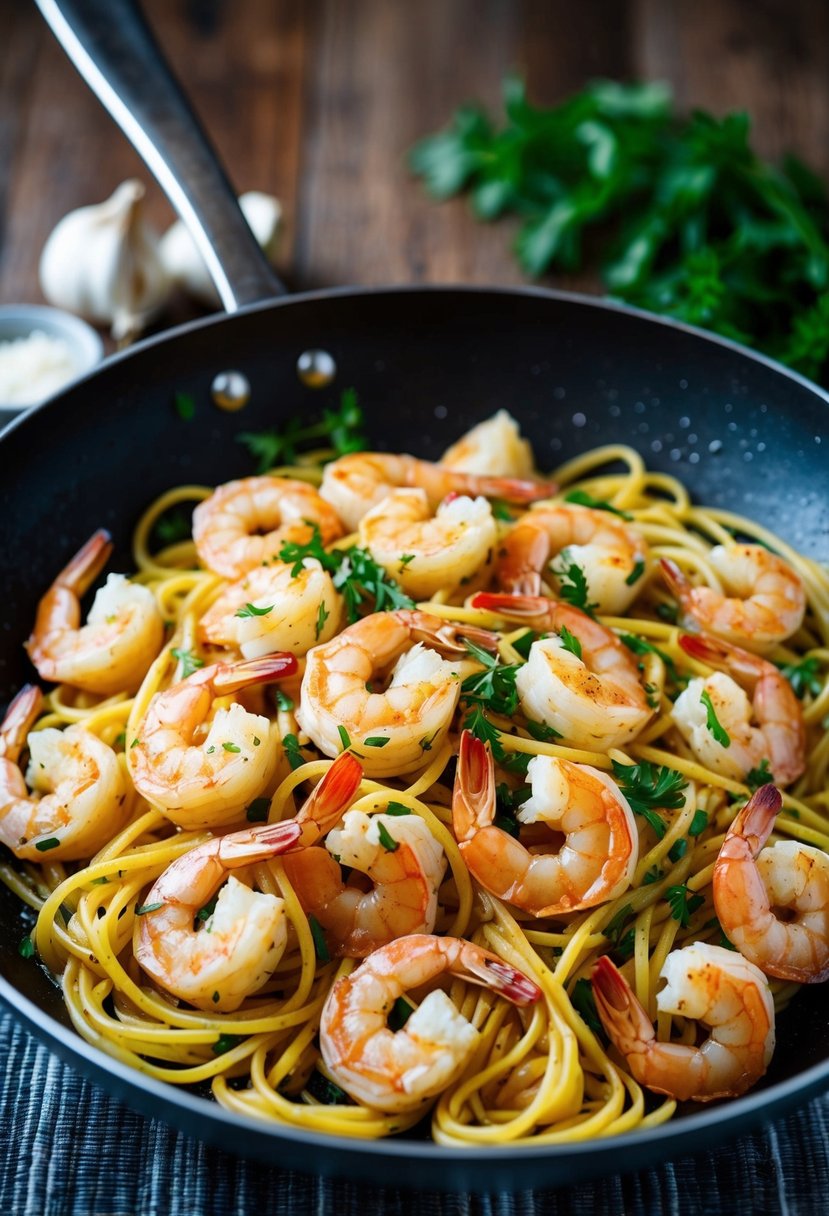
388,996 -> 415,1031
315,600 -> 330,639
376,822 -> 399,852
135,902 -> 164,916
570,977 -> 602,1034
385,802 -> 412,816
279,526 -> 414,622
625,559 -> 646,587
564,489 -> 632,519
34,838 -> 60,852
246,798 -> 271,823
235,602 -> 274,618
778,656 -> 823,699
461,639 -> 521,719
558,625 -> 582,659
275,690 -> 295,712
308,914 -> 330,963
337,725 -> 351,751
18,936 -> 35,959
222,742 -> 241,753
174,391 -> 195,421
700,688 -> 731,747
306,1071 -> 353,1105
364,736 -> 390,748
171,647 -> 204,678
666,883 -> 705,927
237,388 -> 366,473
746,759 -> 775,791
282,733 -> 306,770
553,557 -> 597,615
213,1034 -> 244,1056
611,759 -> 688,840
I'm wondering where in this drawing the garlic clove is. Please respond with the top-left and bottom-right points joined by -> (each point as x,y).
39,180 -> 170,341
160,191 -> 282,306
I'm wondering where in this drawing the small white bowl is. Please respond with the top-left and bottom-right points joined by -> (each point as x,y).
0,305 -> 104,415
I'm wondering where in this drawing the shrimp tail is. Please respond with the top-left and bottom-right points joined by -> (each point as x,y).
0,685 -> 44,761
403,611 -> 500,658
592,955 -> 655,1054
471,592 -> 550,620
484,959 -> 543,1006
55,529 -> 114,595
453,730 -> 495,842
469,475 -> 557,503
678,633 -> 760,685
215,820 -> 303,865
660,558 -> 692,606
295,750 -> 364,842
728,784 -> 782,853
212,653 -> 298,694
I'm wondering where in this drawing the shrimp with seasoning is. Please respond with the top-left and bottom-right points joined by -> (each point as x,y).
661,546 -> 806,652
26,529 -> 164,696
498,503 -> 649,613
714,784 -> 829,984
440,410 -> 535,477
452,731 -> 637,916
284,807 -> 446,957
472,593 -> 653,751
0,684 -> 128,861
134,751 -> 362,1012
358,490 -> 497,600
319,451 -> 556,532
592,943 -> 775,1102
320,934 -> 542,1112
192,476 -> 345,579
297,609 -> 499,777
129,653 -> 297,829
672,633 -> 805,786
198,560 -> 343,658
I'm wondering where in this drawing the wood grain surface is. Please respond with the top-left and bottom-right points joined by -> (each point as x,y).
2,0 -> 829,324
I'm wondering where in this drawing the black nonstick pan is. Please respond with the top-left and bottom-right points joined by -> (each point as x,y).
0,0 -> 827,1193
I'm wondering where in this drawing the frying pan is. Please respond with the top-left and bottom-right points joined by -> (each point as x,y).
0,0 -> 827,1193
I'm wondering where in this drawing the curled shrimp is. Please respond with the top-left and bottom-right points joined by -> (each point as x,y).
192,476 -> 345,580
592,942 -> 775,1102
319,451 -> 556,532
319,934 -> 542,1112
714,784 -> 829,984
198,561 -> 343,658
440,410 -> 535,477
498,504 -> 649,612
296,609 -> 499,777
26,530 -> 164,696
672,633 -> 805,786
0,684 -> 128,861
129,654 -> 297,829
661,546 -> 806,652
452,731 -> 637,916
358,490 -> 497,600
284,808 -> 446,957
472,593 -> 653,751
134,751 -> 362,1011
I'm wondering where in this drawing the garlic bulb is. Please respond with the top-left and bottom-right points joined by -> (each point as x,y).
39,180 -> 169,341
160,192 -> 282,306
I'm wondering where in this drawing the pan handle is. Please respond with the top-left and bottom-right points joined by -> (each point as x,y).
34,0 -> 286,311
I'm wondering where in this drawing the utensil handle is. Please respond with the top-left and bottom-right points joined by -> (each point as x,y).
34,0 -> 286,311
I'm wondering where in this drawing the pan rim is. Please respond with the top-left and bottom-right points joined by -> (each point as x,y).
2,283 -> 829,442
1,281 -> 827,1183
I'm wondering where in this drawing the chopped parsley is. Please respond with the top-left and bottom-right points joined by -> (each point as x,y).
34,837 -> 60,852
398,553 -> 416,569
364,736 -> 390,748
234,602 -> 274,618
315,600 -> 330,639
570,977 -> 603,1033
195,895 -> 218,924
237,387 -> 366,473
18,936 -> 35,959
246,798 -> 271,823
778,656 -> 823,700
306,1071 -> 353,1105
625,559 -> 647,587
511,629 -> 541,659
213,1034 -> 245,1056
746,759 -> 774,791
553,556 -> 597,615
275,690 -> 295,712
173,391 -> 196,421
619,634 -> 680,683
688,809 -> 709,837
282,733 -> 306,770
700,688 -> 730,747
668,837 -> 688,862
666,883 -> 705,927
558,625 -> 582,659
376,822 -> 399,852
491,499 -> 516,522
611,759 -> 688,840
564,489 -> 632,520
388,996 -> 415,1031
526,719 -> 561,743
384,802 -> 411,816
152,507 -> 192,547
135,902 -> 164,916
461,638 -> 521,717
643,865 -> 664,885
171,647 -> 204,678
222,742 -> 241,753
337,725 -> 351,751
308,914 -> 330,963
279,526 -> 415,622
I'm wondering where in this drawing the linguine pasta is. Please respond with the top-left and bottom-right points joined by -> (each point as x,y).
2,437 -> 828,1146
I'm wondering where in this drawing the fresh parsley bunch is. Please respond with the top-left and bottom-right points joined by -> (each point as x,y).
411,77 -> 829,382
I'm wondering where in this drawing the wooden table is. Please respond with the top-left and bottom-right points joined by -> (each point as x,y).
3,0 -> 829,326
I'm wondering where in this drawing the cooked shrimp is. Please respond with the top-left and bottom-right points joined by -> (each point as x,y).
358,490 -> 497,600
135,751 -> 363,1011
713,784 -> 829,984
192,476 -> 345,579
661,546 -> 806,652
135,823 -> 298,1012
129,654 -> 297,829
592,943 -> 775,1102
472,593 -> 653,751
198,561 -> 343,658
672,634 -> 805,786
319,934 -> 542,1112
440,410 -> 535,477
452,732 -> 637,916
26,530 -> 164,696
0,684 -> 128,861
319,452 -> 556,532
283,808 -> 446,956
498,504 -> 648,612
297,609 -> 498,778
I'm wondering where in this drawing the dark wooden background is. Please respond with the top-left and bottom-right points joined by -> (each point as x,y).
3,0 -> 829,324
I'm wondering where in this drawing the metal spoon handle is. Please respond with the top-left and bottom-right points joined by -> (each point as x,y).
35,0 -> 286,311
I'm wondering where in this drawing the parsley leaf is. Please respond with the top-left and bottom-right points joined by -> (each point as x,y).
558,625 -> 582,659
388,996 -> 415,1031
778,656 -> 823,700
174,391 -> 195,421
619,634 -> 680,683
246,797 -> 271,823
279,526 -> 414,623
213,1034 -> 245,1056
376,822 -> 399,852
553,557 -> 597,615
282,733 -> 306,770
306,1071 -> 354,1105
570,977 -> 603,1034
308,914 -> 330,963
235,602 -> 274,618
611,759 -> 687,840
237,388 -> 366,473
625,559 -> 646,587
315,600 -> 330,639
461,639 -> 521,718
700,688 -> 730,747
666,883 -> 705,928
171,647 -> 204,679
746,759 -> 774,791
564,489 -> 633,519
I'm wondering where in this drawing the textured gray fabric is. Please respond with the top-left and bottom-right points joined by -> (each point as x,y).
0,1010 -> 827,1216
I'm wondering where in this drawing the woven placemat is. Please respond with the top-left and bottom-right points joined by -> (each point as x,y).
1,1011 -> 827,1216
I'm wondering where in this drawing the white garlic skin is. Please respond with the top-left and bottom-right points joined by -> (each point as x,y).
39,180 -> 170,341
160,191 -> 282,305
